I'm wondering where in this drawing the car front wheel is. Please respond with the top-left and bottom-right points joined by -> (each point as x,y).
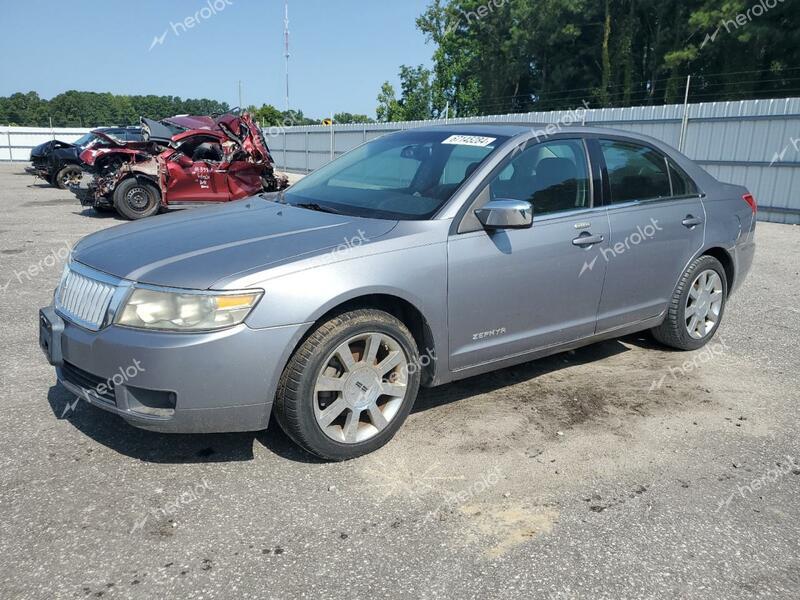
113,178 -> 161,220
652,255 -> 728,351
274,309 -> 421,460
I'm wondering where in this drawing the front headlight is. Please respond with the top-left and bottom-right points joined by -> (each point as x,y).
114,287 -> 263,331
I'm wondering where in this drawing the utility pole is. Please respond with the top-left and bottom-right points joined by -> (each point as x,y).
238,80 -> 243,110
284,0 -> 290,111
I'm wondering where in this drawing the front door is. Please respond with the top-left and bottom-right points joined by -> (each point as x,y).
447,138 -> 610,371
161,135 -> 228,203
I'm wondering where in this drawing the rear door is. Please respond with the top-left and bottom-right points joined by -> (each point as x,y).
593,138 -> 705,332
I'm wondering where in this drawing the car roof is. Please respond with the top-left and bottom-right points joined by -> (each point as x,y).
406,122 -> 683,155
410,122 -> 639,138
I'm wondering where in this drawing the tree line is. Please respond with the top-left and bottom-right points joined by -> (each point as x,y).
0,90 -> 377,128
377,0 -> 800,121
0,91 -> 232,127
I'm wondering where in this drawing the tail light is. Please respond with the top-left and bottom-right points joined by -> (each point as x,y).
742,193 -> 757,214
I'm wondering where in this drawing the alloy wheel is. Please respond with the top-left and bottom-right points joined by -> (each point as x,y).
313,332 -> 409,444
61,169 -> 82,187
685,269 -> 723,339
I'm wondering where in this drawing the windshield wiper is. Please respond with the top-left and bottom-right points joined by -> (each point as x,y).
292,202 -> 344,215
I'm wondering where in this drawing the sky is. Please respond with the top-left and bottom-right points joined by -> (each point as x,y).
0,0 -> 434,119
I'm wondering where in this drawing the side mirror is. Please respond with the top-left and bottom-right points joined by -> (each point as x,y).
475,199 -> 533,230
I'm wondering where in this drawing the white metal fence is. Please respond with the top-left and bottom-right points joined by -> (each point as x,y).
0,126 -> 93,161
264,97 -> 800,225
4,98 -> 799,223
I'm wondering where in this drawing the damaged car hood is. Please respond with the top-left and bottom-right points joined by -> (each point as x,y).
71,198 -> 398,289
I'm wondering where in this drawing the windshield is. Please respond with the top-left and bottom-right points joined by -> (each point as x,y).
282,130 -> 508,220
73,133 -> 97,148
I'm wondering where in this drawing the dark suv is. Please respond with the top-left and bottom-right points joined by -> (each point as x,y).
27,127 -> 143,189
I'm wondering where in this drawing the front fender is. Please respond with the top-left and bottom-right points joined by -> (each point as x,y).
243,242 -> 450,380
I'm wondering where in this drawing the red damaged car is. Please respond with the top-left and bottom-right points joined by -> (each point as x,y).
82,111 -> 288,220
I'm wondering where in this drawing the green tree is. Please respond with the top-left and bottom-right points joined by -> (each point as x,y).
376,82 -> 402,122
403,0 -> 800,116
376,66 -> 435,122
248,103 -> 284,126
334,112 -> 374,124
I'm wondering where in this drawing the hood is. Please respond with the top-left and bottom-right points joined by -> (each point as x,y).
30,141 -> 55,158
72,198 -> 398,290
30,139 -> 73,158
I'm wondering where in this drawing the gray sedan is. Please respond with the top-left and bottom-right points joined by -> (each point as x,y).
39,124 -> 756,460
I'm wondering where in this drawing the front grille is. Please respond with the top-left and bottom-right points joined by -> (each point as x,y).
61,361 -> 116,405
56,267 -> 117,330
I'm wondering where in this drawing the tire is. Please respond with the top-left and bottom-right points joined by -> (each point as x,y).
113,178 -> 161,220
651,255 -> 728,351
54,165 -> 82,189
274,309 -> 421,460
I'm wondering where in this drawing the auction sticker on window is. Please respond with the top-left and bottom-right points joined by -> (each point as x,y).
441,135 -> 497,147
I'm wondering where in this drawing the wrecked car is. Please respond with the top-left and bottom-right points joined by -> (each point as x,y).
78,128 -> 149,178
83,112 -> 288,219
27,127 -> 142,189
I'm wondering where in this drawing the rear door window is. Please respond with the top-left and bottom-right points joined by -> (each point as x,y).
599,140 -> 671,203
668,160 -> 699,196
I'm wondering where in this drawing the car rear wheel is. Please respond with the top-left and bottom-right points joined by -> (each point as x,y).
113,178 -> 161,220
274,309 -> 421,460
652,255 -> 728,351
54,165 -> 82,189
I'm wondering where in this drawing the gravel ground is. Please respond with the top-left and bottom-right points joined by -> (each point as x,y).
0,163 -> 798,600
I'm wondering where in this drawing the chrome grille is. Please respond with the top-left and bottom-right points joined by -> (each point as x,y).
56,266 -> 118,330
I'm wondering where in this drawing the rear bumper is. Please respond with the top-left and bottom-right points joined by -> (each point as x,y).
732,239 -> 755,295
731,215 -> 757,295
42,306 -> 308,433
26,165 -> 48,177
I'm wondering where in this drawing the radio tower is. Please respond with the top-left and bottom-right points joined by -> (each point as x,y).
284,0 -> 290,111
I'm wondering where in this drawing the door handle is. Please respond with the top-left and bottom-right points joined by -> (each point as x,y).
572,233 -> 604,247
682,215 -> 703,228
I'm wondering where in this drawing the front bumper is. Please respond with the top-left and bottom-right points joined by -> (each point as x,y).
40,306 -> 308,433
